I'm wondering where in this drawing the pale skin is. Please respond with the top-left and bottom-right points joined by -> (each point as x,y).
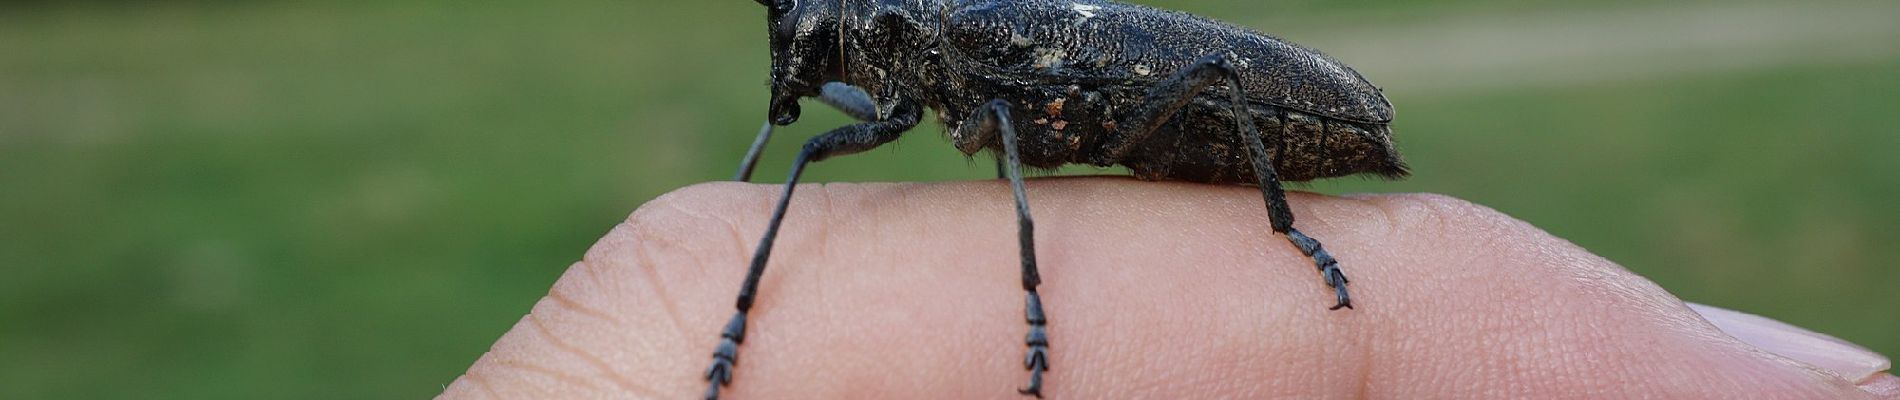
439,177 -> 1896,399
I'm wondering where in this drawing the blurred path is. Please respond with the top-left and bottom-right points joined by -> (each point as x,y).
1300,1 -> 1900,94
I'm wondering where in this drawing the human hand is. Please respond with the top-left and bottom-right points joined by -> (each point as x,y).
439,177 -> 1895,399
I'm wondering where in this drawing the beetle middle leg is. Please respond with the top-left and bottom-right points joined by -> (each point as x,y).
1099,54 -> 1355,310
703,101 -> 923,400
954,99 -> 1051,397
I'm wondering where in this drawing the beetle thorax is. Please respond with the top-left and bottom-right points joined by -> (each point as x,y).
834,0 -> 948,111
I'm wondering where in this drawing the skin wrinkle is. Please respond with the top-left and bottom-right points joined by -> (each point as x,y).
645,196 -> 745,277
1527,220 -> 1721,394
524,309 -> 658,397
1341,195 -> 1419,400
465,369 -> 501,400
812,183 -> 836,266
489,355 -> 606,393
1338,194 -> 1397,242
804,184 -> 853,353
580,225 -> 622,304
543,267 -> 620,326
749,183 -> 829,332
1351,287 -> 1375,400
627,225 -> 693,346
1367,195 -> 1532,397
1514,207 -> 1640,396
1362,194 -> 1446,397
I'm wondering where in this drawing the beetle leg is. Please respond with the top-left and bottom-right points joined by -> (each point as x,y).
704,101 -> 922,400
960,99 -> 1051,398
1229,91 -> 1355,311
816,81 -> 880,122
733,122 -> 776,182
733,82 -> 881,182
1102,53 -> 1354,310
1095,54 -> 1234,164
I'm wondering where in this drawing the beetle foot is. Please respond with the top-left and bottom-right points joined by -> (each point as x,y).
1312,243 -> 1352,310
1017,362 -> 1046,398
1285,228 -> 1353,310
1323,264 -> 1352,310
702,311 -> 747,400
1018,345 -> 1048,398
1018,291 -> 1049,398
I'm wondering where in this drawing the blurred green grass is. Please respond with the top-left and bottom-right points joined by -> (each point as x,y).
1,1 -> 1894,398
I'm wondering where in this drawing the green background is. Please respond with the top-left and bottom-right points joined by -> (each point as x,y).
2,1 -> 1894,398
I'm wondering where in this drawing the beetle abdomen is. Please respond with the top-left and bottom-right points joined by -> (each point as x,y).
1122,107 -> 1407,184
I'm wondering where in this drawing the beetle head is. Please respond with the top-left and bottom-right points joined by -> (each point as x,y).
759,0 -> 844,125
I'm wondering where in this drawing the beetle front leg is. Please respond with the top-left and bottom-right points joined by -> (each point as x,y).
733,82 -> 882,182
1100,54 -> 1354,310
955,99 -> 1051,398
704,101 -> 922,400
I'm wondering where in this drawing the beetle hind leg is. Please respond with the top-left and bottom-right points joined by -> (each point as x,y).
1225,77 -> 1355,310
1234,97 -> 1355,311
1101,53 -> 1356,310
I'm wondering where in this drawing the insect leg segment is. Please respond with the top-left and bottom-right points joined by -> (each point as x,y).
1249,113 -> 1351,308
816,82 -> 880,122
703,101 -> 923,400
949,104 -> 1013,180
732,82 -> 882,182
960,99 -> 1052,398
1096,54 -> 1239,164
733,122 -> 775,182
1232,90 -> 1355,311
1103,53 -> 1354,310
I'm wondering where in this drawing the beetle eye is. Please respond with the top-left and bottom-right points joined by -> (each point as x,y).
772,0 -> 808,38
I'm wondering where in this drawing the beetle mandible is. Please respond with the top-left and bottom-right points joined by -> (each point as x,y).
705,0 -> 1408,398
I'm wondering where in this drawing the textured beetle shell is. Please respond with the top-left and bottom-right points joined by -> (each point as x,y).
941,0 -> 1392,123
833,0 -> 1407,182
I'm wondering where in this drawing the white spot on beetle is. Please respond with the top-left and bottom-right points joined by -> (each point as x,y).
1133,64 -> 1152,76
1010,32 -> 1034,47
1071,3 -> 1100,18
1032,47 -> 1067,69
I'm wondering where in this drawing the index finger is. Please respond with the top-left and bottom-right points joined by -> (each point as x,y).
442,178 -> 1881,399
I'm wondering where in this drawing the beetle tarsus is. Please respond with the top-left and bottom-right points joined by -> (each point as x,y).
1287,227 -> 1353,309
1328,272 -> 1354,310
1019,290 -> 1050,398
701,311 -> 746,399
1017,367 -> 1045,398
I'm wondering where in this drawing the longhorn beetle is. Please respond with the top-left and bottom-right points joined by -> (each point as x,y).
705,0 -> 1407,398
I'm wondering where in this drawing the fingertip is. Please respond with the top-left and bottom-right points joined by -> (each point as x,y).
1861,373 -> 1900,398
1690,302 -> 1891,384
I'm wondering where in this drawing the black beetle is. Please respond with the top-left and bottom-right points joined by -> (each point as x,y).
705,0 -> 1407,398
